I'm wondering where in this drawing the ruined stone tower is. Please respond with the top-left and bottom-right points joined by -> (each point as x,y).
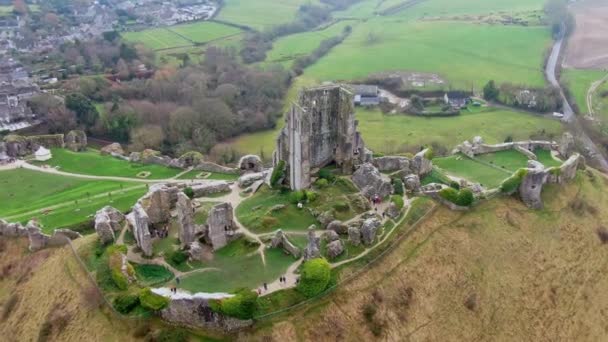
274,85 -> 366,190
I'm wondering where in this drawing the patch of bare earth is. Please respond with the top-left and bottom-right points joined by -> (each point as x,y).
565,0 -> 608,69
243,171 -> 608,341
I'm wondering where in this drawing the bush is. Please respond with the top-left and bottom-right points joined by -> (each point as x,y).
500,169 -> 528,194
391,195 -> 404,210
439,187 -> 474,207
332,201 -> 350,212
297,258 -> 331,298
183,187 -> 194,199
393,179 -> 404,195
315,178 -> 329,188
423,147 -> 434,160
289,190 -> 306,204
483,80 -> 499,100
318,168 -> 336,182
305,190 -> 317,202
169,250 -> 188,265
261,216 -> 279,228
211,288 -> 258,320
113,293 -> 140,314
156,329 -> 188,342
449,181 -> 460,190
111,269 -> 129,290
270,160 -> 285,187
139,288 -> 169,311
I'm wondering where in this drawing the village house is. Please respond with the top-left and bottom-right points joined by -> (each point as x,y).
351,84 -> 381,106
444,91 -> 470,109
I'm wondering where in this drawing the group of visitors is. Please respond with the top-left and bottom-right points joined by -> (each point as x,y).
152,225 -> 170,238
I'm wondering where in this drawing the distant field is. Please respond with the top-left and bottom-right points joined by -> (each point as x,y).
0,5 -> 12,15
382,0 -> 546,17
561,69 -> 608,115
217,0 -> 319,30
33,148 -> 182,179
169,21 -> 241,43
304,19 -> 550,89
122,28 -> 191,50
123,21 -> 240,50
0,169 -> 144,232
264,21 -> 354,67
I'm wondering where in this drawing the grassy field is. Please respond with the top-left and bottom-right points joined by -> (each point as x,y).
474,149 -> 531,172
433,154 -> 512,188
0,5 -> 12,15
176,169 -> 239,181
33,148 -> 182,179
536,149 -> 562,167
264,21 -> 354,67
178,239 -> 294,293
561,68 -> 608,114
383,0 -> 546,17
0,169 -> 145,232
122,28 -> 191,50
216,0 -> 319,30
169,21 -> 241,43
304,19 -> 550,89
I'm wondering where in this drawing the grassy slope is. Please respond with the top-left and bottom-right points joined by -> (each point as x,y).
248,170 -> 608,340
304,19 -> 550,89
169,21 -> 241,43
560,69 -> 607,114
34,148 -> 182,179
384,0 -> 546,17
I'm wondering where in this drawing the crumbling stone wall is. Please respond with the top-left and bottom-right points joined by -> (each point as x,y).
160,297 -> 252,332
205,202 -> 236,250
65,130 -> 87,152
2,134 -> 65,157
453,136 -> 557,158
275,85 -> 366,190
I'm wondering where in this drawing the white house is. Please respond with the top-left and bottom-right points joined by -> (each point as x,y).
34,146 -> 51,161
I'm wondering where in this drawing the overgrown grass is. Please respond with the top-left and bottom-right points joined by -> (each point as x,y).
216,0 -> 316,30
560,68 -> 607,115
133,264 -> 174,286
434,154 -> 511,189
176,170 -> 239,181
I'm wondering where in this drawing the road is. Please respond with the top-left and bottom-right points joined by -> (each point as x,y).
545,32 -> 608,172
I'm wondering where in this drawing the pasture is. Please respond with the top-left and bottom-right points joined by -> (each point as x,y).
382,0 -> 547,18
122,28 -> 191,50
433,153 -> 513,189
304,19 -> 550,89
0,169 -> 144,232
33,148 -> 182,179
169,21 -> 241,43
216,0 -> 318,31
561,69 -> 608,119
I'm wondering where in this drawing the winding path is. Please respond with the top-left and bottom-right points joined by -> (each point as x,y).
586,73 -> 608,116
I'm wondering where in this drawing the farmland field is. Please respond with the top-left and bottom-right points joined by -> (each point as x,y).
122,28 -> 191,50
561,69 -> 607,114
564,0 -> 608,69
216,0 -> 319,30
304,19 -> 550,89
32,148 -> 182,179
169,21 -> 241,43
382,0 -> 546,17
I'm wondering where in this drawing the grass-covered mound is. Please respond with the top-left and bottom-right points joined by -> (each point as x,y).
297,258 -> 331,298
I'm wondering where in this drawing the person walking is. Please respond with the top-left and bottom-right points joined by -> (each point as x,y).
263,282 -> 268,291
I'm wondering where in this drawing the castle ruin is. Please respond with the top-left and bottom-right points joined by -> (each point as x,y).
274,85 -> 368,190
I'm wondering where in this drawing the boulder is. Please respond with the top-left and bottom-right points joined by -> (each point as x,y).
194,161 -> 238,174
190,181 -> 230,198
131,203 -> 153,257
318,210 -> 336,228
411,148 -> 433,177
327,220 -> 347,234
348,226 -> 361,246
0,219 -> 27,237
129,152 -> 141,163
373,156 -> 410,172
386,202 -> 400,218
403,174 -> 421,192
270,229 -> 301,258
178,151 -> 204,168
139,184 -> 179,225
238,155 -> 263,173
360,218 -> 381,246
323,230 -> 340,242
352,163 -> 393,198
188,241 -> 206,261
559,132 -> 575,159
238,172 -> 266,188
101,142 -> 125,156
176,192 -> 195,248
94,206 -> 125,245
347,193 -> 371,212
302,227 -> 320,260
326,240 -> 344,260
65,130 -> 87,152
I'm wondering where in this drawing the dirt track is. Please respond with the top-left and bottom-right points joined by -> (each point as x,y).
564,0 -> 608,69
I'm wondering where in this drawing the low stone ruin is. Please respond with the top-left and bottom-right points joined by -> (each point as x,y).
203,202 -> 238,250
326,240 -> 344,260
303,226 -> 320,260
100,142 -> 125,156
559,132 -> 575,158
190,181 -> 230,198
373,148 -> 433,178
360,218 -> 382,246
452,136 -> 557,158
271,229 -> 301,258
327,220 -> 347,234
1,133 -> 65,157
194,161 -> 238,174
0,219 -> 81,251
130,203 -> 153,256
348,226 -> 361,246
238,171 -> 267,188
64,130 -> 87,152
94,206 -> 125,245
352,163 -> 393,198
159,296 -> 252,332
403,174 -> 421,193
238,155 -> 263,173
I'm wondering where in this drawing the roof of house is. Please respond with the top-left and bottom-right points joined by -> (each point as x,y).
350,84 -> 378,97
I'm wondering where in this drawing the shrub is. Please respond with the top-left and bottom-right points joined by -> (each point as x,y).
333,201 -> 350,212
305,190 -> 317,202
500,169 -> 528,193
439,188 -> 474,207
139,288 -> 169,311
393,179 -> 404,195
156,329 -> 188,342
315,178 -> 329,188
169,250 -> 188,265
113,293 -> 140,314
270,160 -> 285,187
318,168 -> 336,182
449,181 -> 460,190
297,258 -> 331,298
483,80 -> 499,100
261,216 -> 279,228
211,288 -> 258,320
183,187 -> 194,199
439,187 -> 459,203
107,246 -> 132,290
111,269 -> 129,290
423,147 -> 434,160
289,190 -> 306,204
391,195 -> 404,210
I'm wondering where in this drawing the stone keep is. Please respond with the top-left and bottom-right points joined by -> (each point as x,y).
274,85 -> 366,190
176,192 -> 195,248
205,202 -> 236,250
